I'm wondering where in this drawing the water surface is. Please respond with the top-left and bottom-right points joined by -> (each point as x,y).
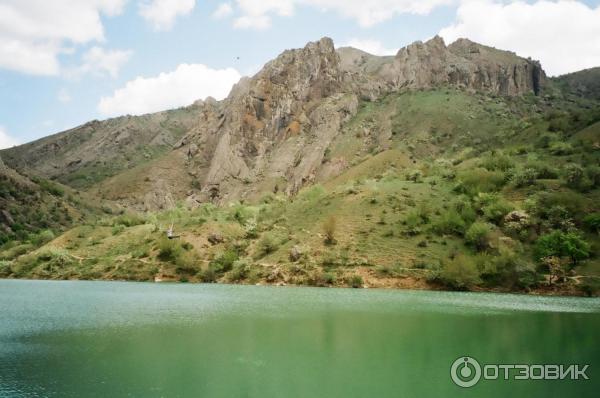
1,280 -> 599,397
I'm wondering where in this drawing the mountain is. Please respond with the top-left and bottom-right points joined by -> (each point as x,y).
1,36 -> 599,295
1,36 -> 549,210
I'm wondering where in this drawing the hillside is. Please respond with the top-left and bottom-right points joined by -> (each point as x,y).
0,154 -> 99,259
0,105 -> 202,189
1,37 -> 599,296
554,67 -> 600,101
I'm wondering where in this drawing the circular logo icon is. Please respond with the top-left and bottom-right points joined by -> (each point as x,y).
451,356 -> 482,388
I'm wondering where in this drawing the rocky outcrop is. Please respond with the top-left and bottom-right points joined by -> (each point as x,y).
181,38 -> 358,203
341,36 -> 545,98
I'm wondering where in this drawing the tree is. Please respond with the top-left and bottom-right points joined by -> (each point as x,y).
535,231 -> 590,267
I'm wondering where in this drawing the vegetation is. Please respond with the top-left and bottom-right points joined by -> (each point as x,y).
2,88 -> 599,295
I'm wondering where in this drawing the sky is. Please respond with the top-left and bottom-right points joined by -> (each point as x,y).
1,0 -> 600,149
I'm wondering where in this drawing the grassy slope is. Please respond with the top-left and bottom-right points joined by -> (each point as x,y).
3,89 -> 600,295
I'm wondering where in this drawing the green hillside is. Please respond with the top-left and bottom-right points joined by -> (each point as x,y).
3,88 -> 599,295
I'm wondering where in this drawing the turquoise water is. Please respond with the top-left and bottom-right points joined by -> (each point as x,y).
0,280 -> 599,397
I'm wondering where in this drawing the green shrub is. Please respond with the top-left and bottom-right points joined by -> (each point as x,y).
525,160 -> 559,179
347,274 -> 363,288
527,192 -> 585,224
563,163 -> 587,190
323,216 -> 337,245
480,153 -> 514,172
512,168 -> 538,188
210,249 -> 239,273
0,260 -> 13,276
580,278 -> 600,297
465,222 -> 493,251
482,199 -> 514,224
199,267 -> 217,283
228,260 -> 251,282
438,254 -> 481,290
256,233 -> 279,258
405,169 -> 423,183
157,238 -> 181,262
480,248 -> 539,289
175,251 -> 199,274
432,210 -> 467,236
30,230 -> 56,246
111,225 -> 125,235
114,212 -> 146,227
548,141 -> 573,155
535,231 -> 590,266
583,213 -> 600,233
455,168 -> 506,196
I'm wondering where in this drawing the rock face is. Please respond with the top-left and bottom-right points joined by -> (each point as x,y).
1,36 -> 549,209
180,38 -> 358,203
341,36 -> 545,98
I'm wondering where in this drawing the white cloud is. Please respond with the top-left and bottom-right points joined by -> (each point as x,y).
98,63 -> 242,116
230,0 -> 453,29
78,46 -> 132,78
0,126 -> 19,149
341,39 -> 398,56
57,88 -> 71,103
440,0 -> 600,76
213,3 -> 234,19
0,0 -> 127,75
139,0 -> 196,31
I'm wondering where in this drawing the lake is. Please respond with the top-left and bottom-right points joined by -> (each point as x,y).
0,280 -> 599,397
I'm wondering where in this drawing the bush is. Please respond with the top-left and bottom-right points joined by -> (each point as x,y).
482,199 -> 514,224
405,169 -> 423,182
455,168 -> 506,196
157,238 -> 182,263
256,233 -> 279,258
511,168 -> 538,188
525,160 -> 559,179
114,212 -> 146,227
30,230 -> 55,246
535,231 -> 590,267
0,260 -> 13,277
432,210 -> 467,236
210,249 -> 239,273
465,222 -> 493,251
347,274 -> 363,288
548,141 -> 573,155
480,153 -> 514,172
199,267 -> 217,283
228,259 -> 250,282
479,248 -> 538,289
323,216 -> 337,245
563,163 -> 587,190
438,254 -> 481,290
583,213 -> 600,233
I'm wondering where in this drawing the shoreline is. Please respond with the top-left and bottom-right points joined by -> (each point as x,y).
1,274 -> 594,298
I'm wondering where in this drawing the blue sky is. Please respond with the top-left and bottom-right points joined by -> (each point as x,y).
1,0 -> 600,148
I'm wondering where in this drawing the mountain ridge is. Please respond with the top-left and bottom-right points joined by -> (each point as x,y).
1,36 -> 551,210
